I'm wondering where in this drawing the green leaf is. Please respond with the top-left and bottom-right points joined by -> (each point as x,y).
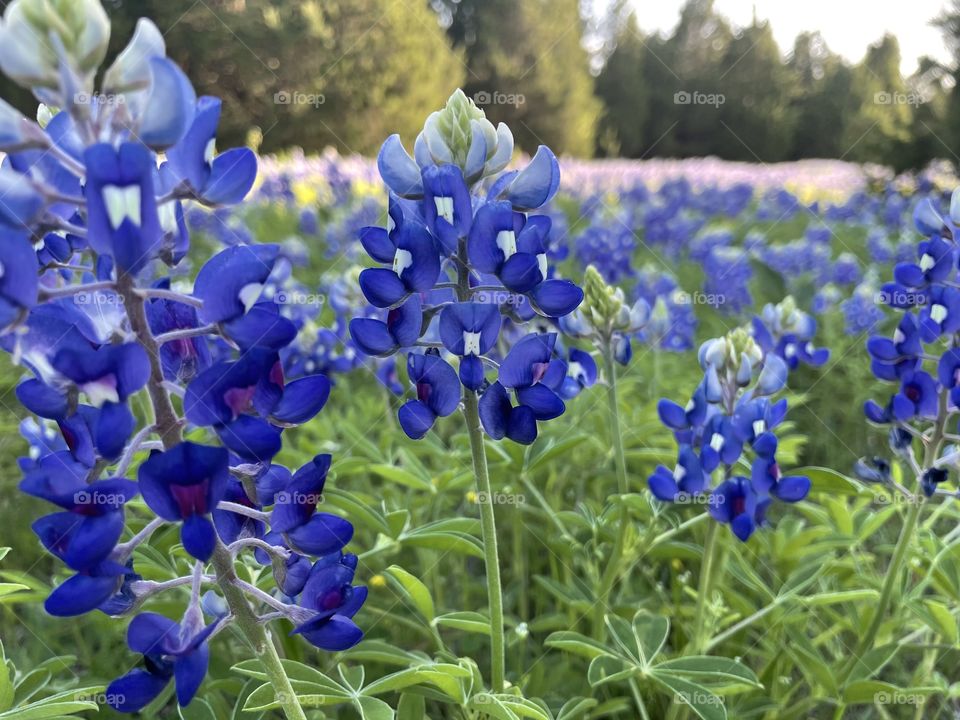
587,655 -> 637,688
0,701 -> 99,719
0,642 -> 11,713
397,693 -> 425,720
434,611 -> 490,635
556,696 -> 598,720
179,698 -> 217,720
0,584 -> 28,599
545,631 -> 613,660
632,611 -> 670,665
385,565 -> 435,622
604,614 -> 640,663
355,695 -> 394,720
842,680 -> 939,705
649,671 -> 727,720
362,663 -> 469,697
655,656 -> 762,688
231,659 -> 347,696
370,463 -> 433,492
793,467 -> 861,496
467,693 -> 551,720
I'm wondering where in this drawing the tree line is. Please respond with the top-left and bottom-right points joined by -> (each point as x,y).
4,0 -> 960,169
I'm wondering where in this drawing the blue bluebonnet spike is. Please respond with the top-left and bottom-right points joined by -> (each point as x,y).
648,445 -> 707,501
359,221 -> 440,308
892,371 -> 939,421
422,164 -> 472,253
194,243 -> 279,324
349,295 -> 423,357
709,477 -> 761,541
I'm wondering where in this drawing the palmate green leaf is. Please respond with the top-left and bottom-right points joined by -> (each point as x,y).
242,682 -> 347,712
544,631 -> 613,660
467,693 -> 552,720
433,610 -> 490,635
385,565 -> 435,622
555,696 -> 598,720
339,665 -> 365,692
587,655 -> 637,688
231,658 -> 348,696
362,663 -> 470,698
355,695 -> 394,720
603,614 -> 640,663
648,671 -> 726,720
632,612 -> 670,665
654,656 -> 762,689
397,693 -> 425,720
792,466 -> 861,495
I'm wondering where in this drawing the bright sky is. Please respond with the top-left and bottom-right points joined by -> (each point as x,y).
623,0 -> 953,75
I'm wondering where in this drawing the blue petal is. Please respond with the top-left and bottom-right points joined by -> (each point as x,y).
223,302 -> 298,350
194,244 -> 278,323
359,268 -> 408,308
516,384 -> 565,420
181,515 -> 217,561
174,643 -> 209,706
96,401 -> 136,460
201,148 -> 257,205
499,334 -> 556,388
529,280 -> 583,318
774,475 -> 810,502
349,318 -> 396,356
107,669 -> 171,713
377,135 -> 423,197
398,399 -> 436,439
506,404 -> 537,444
16,379 -> 67,419
478,382 -> 510,440
287,513 -> 354,555
299,615 -> 364,651
272,375 -> 331,425
216,416 -> 282,463
138,58 -> 196,149
504,146 -> 561,210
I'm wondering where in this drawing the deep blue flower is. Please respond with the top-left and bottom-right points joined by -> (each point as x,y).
84,142 -> 163,274
359,221 -> 440,308
422,164 -> 472,253
709,477 -> 762,541
438,302 -> 501,389
893,235 -> 955,288
138,442 -> 230,561
918,285 -> 960,341
165,96 -> 257,205
397,352 -> 460,439
647,445 -> 707,501
0,227 -> 38,328
699,414 -> 743,472
107,611 -> 219,712
291,552 -> 367,651
892,370 -> 939,421
349,295 -> 422,357
751,455 -> 811,502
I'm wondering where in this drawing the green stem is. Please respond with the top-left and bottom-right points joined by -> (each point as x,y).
211,546 -> 307,720
838,390 -> 947,684
690,521 -> 721,654
463,391 -> 506,692
594,344 -> 630,637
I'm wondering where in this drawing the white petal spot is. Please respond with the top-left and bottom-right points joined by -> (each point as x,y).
238,282 -> 263,313
103,184 -> 142,230
710,433 -> 725,451
82,376 -> 120,408
567,361 -> 584,381
434,196 -> 454,224
931,303 -> 948,325
685,398 -> 696,412
537,253 -> 548,281
752,419 -> 766,437
496,230 -> 517,259
393,248 -> 413,276
783,343 -> 796,358
158,201 -> 178,234
463,331 -> 482,356
893,328 -> 905,344
673,463 -> 687,481
920,253 -> 935,272
204,137 -> 217,165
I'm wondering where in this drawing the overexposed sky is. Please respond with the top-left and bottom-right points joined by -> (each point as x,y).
622,0 -> 952,75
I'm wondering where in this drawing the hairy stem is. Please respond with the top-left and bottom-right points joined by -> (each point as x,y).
463,391 -> 506,692
594,343 -> 630,637
212,545 -> 307,720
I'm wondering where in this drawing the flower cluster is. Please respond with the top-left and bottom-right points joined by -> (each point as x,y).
751,296 -> 830,372
862,191 -> 960,497
348,90 -> 585,444
648,328 -> 810,541
0,2 -> 363,713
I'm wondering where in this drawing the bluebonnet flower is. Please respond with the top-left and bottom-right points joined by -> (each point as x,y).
751,297 -> 829,371
648,328 -> 808,541
0,4 -> 366,715
352,89 -> 584,444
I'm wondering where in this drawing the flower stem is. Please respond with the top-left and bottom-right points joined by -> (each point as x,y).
594,344 -> 630,637
690,520 -> 721,654
463,390 -> 506,692
211,544 -> 307,720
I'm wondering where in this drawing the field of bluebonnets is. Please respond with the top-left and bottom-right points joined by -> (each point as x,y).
6,2 -> 960,720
